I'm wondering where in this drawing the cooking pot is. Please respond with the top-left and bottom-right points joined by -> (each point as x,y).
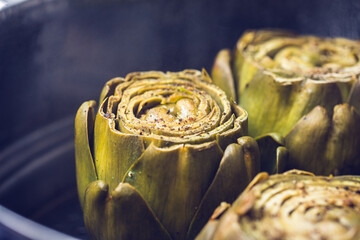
1,0 -> 359,239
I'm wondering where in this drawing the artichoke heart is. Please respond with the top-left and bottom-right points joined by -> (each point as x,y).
75,69 -> 260,240
197,170 -> 360,240
212,29 -> 360,175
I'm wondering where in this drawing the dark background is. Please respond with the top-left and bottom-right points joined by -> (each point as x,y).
0,0 -> 360,239
1,0 -> 360,151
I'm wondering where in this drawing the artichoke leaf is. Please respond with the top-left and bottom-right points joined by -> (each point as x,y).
209,212 -> 245,240
99,77 -> 126,106
94,107 -> 145,191
276,146 -> 288,173
75,100 -> 97,208
349,77 -> 360,114
211,49 -> 237,100
187,136 -> 260,239
123,141 -> 223,240
284,106 -> 333,174
238,71 -> 299,137
286,80 -> 342,133
239,70 -> 343,137
83,180 -> 171,240
201,68 -> 214,83
326,104 -> 360,173
236,137 -> 261,180
285,104 -> 360,175
216,103 -> 248,150
195,221 -> 220,240
255,132 -> 287,174
233,44 -> 259,101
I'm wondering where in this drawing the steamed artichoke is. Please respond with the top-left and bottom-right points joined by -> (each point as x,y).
75,69 -> 260,239
212,29 -> 360,175
197,170 -> 360,240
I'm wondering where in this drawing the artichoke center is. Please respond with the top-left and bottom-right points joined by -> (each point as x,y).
139,98 -> 197,124
251,37 -> 360,78
108,72 -> 235,144
274,45 -> 357,73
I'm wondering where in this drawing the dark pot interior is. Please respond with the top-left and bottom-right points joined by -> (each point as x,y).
1,0 -> 360,239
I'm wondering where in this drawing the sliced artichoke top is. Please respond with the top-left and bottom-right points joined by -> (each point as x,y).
198,170 -> 360,240
239,171 -> 360,240
93,69 -> 248,194
75,69 -> 255,240
239,29 -> 360,82
218,29 -> 360,137
99,69 -> 246,147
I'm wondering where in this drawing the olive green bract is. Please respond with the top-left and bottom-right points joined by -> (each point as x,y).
75,70 -> 260,240
212,30 -> 360,175
197,170 -> 360,240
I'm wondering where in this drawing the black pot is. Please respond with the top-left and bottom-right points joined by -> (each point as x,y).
1,0 -> 360,239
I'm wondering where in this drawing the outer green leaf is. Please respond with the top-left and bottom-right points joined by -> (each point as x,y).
75,100 -> 97,208
94,107 -> 145,191
276,146 -> 288,173
326,104 -> 360,173
285,104 -> 360,175
349,77 -> 360,114
285,106 -> 332,174
123,142 -> 223,240
255,133 -> 286,174
83,181 -> 171,240
239,71 -> 342,137
187,136 -> 260,239
212,49 -> 236,100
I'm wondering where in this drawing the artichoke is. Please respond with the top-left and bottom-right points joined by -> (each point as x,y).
75,69 -> 260,239
197,170 -> 360,240
212,29 -> 360,175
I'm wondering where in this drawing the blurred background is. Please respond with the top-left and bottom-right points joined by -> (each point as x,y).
0,0 -> 359,239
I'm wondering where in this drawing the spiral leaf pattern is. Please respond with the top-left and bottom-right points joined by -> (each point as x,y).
100,70 -> 245,146
198,170 -> 360,240
242,30 -> 360,81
